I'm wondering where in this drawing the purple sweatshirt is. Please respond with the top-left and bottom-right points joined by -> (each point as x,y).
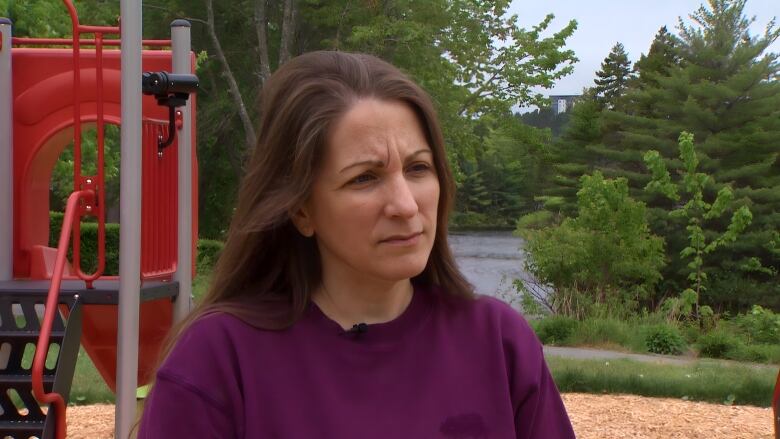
139,285 -> 575,438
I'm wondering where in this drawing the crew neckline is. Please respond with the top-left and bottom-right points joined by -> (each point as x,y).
306,282 -> 434,344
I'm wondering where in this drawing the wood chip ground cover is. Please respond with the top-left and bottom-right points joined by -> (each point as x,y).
68,393 -> 773,438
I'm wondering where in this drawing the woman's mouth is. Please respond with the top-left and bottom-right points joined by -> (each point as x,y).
379,232 -> 423,246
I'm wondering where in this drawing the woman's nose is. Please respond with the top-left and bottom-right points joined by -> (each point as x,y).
383,174 -> 418,218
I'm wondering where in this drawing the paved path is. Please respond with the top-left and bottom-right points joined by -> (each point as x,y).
543,345 -> 779,370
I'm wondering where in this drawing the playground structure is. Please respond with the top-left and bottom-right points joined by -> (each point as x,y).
0,1 -> 197,438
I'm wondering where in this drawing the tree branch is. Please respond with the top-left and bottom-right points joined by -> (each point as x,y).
205,0 -> 258,149
458,66 -> 504,115
279,0 -> 297,65
254,0 -> 271,84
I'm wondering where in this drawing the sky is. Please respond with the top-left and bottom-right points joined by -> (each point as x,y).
507,0 -> 780,99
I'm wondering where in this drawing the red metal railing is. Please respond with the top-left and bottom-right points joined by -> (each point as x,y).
62,0 -> 117,288
28,3 -> 111,435
11,37 -> 171,47
30,3 -> 112,437
31,190 -> 93,439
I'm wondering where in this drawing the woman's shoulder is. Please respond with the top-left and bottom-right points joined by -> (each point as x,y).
432,286 -> 531,327
171,312 -> 250,351
427,286 -> 537,342
158,312 -> 258,380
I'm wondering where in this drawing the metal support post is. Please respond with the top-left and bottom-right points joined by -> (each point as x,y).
0,18 -> 13,281
116,1 -> 142,437
171,19 -> 193,323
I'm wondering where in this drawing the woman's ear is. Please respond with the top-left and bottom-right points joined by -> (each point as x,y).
290,205 -> 315,237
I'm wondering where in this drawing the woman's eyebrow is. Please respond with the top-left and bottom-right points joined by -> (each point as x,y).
339,149 -> 432,173
405,149 -> 433,161
339,159 -> 385,174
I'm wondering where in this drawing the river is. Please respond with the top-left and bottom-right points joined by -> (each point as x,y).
448,231 -> 531,308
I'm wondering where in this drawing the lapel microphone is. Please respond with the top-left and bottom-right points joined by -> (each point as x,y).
348,323 -> 369,335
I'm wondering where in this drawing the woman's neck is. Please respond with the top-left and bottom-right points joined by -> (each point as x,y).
312,276 -> 414,331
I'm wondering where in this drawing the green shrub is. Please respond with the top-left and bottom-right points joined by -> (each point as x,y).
644,324 -> 686,355
49,219 -> 120,275
570,317 -> 631,347
49,211 -> 219,277
518,172 -> 665,317
534,316 -> 578,345
450,211 -> 492,229
515,210 -> 554,231
678,322 -> 705,344
697,330 -> 743,359
733,305 -> 780,344
726,343 -> 780,364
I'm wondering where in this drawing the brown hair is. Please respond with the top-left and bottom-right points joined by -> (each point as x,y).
164,50 -> 472,358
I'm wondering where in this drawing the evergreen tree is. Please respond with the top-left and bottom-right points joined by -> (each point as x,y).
593,42 -> 633,109
632,26 -> 682,90
518,108 -> 570,138
591,0 -> 780,310
541,98 -> 603,216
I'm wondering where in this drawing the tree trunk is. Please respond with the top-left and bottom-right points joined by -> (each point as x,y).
279,0 -> 297,66
254,0 -> 272,84
205,0 -> 258,149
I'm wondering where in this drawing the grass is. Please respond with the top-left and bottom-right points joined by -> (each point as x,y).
69,347 -> 114,405
567,317 -> 648,352
547,356 -> 778,407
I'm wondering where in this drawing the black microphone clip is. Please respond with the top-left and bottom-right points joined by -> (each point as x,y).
349,323 -> 369,335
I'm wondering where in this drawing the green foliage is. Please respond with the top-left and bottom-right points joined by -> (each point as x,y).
50,126 -> 121,213
196,239 -> 224,273
449,211 -> 491,229
631,26 -> 681,90
49,212 -> 218,276
5,0 -> 581,238
531,308 -> 780,364
644,324 -> 687,355
70,347 -> 114,405
518,108 -> 570,138
592,42 -> 633,109
517,284 -> 545,316
645,132 -> 753,319
459,116 -> 554,225
542,98 -> 603,217
514,210 -> 554,231
1,0 -> 118,38
567,318 -> 634,350
727,343 -> 780,364
544,0 -> 780,312
532,315 -> 577,345
48,213 -> 120,275
732,305 -> 780,344
697,330 -> 743,359
520,172 -> 665,317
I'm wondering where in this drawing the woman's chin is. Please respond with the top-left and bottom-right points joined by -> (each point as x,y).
372,257 -> 429,283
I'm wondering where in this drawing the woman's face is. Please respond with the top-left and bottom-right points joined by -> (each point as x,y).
294,98 -> 440,284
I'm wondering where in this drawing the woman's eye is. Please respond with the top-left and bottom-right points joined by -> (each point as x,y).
349,173 -> 376,185
407,162 -> 432,174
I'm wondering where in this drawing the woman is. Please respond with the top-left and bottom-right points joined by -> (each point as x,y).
139,51 -> 575,438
